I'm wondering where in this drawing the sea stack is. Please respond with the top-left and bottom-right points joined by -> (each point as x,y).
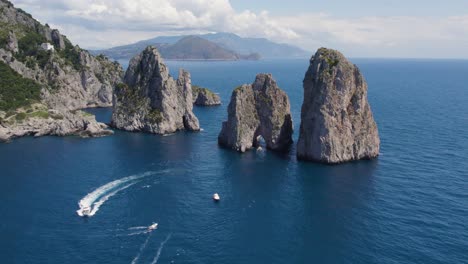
111,46 -> 200,134
297,48 -> 380,164
192,85 -> 221,106
218,74 -> 293,152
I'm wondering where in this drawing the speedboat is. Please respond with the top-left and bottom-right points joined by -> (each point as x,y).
148,223 -> 158,231
77,206 -> 92,217
213,193 -> 220,202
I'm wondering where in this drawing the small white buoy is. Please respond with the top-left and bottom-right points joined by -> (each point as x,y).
213,193 -> 220,202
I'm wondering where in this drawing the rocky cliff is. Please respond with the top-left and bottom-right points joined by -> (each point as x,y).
192,85 -> 221,106
111,46 -> 200,134
218,74 -> 293,152
0,0 -> 122,141
297,48 -> 380,163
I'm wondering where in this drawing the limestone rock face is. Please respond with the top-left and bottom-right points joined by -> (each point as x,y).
218,73 -> 293,152
0,0 -> 124,142
0,1 -> 123,111
297,48 -> 380,163
6,31 -> 18,53
0,48 -> 123,110
192,86 -> 221,106
51,29 -> 65,50
112,46 -> 200,134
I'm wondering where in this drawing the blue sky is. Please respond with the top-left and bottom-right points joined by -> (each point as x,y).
11,0 -> 468,58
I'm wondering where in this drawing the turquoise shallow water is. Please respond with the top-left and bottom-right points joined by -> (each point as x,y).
0,59 -> 467,264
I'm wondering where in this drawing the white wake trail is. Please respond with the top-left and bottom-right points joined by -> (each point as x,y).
151,234 -> 172,264
77,170 -> 167,217
126,230 -> 150,237
131,232 -> 153,264
128,226 -> 148,230
88,182 -> 137,216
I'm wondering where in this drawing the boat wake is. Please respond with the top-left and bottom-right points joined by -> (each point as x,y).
128,226 -> 149,230
131,232 -> 153,264
76,171 -> 167,217
151,233 -> 172,264
126,230 -> 151,237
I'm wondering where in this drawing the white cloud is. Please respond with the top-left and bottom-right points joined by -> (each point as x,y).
14,0 -> 298,42
11,0 -> 468,58
277,13 -> 468,58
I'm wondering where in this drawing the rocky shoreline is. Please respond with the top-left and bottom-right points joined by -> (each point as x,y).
0,107 -> 112,143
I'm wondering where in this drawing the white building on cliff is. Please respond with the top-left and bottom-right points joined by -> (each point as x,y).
40,43 -> 54,51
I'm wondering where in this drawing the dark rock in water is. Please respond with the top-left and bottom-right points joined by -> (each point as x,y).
297,48 -> 380,164
112,46 -> 200,134
192,86 -> 221,106
218,73 -> 293,152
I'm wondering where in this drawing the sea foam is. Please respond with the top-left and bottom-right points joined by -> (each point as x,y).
76,170 -> 167,217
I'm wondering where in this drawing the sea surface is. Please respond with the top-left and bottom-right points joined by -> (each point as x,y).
1,59 -> 467,264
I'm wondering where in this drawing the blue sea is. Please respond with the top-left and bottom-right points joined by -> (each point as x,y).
0,59 -> 467,264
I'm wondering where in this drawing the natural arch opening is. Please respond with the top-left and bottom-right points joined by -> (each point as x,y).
253,134 -> 267,149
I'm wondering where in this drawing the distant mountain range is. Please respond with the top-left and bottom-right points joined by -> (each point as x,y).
91,33 -> 309,61
158,36 -> 260,61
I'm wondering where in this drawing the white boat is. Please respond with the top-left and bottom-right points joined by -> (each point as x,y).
213,193 -> 220,201
77,206 -> 92,217
148,223 -> 158,231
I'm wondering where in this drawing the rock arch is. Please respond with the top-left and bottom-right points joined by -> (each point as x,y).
218,74 -> 293,152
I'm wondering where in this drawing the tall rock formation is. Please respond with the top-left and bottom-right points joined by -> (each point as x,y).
51,29 -> 65,50
218,74 -> 293,152
112,46 -> 200,134
297,48 -> 380,164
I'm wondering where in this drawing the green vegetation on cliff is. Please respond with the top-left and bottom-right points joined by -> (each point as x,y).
15,32 -> 83,71
115,83 -> 148,114
192,85 -> 215,97
0,61 -> 41,111
17,31 -> 46,57
147,109 -> 163,123
58,38 -> 84,71
15,31 -> 53,68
